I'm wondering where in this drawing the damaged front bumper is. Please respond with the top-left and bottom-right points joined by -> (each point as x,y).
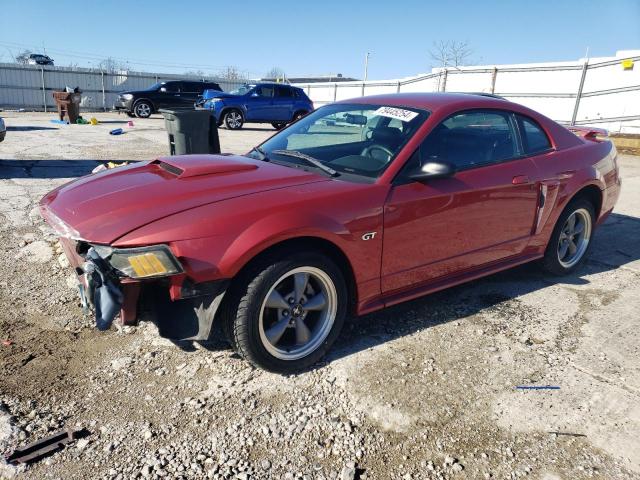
57,238 -> 228,340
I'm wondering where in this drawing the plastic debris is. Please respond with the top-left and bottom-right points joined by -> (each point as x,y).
90,117 -> 99,125
127,120 -> 134,127
91,161 -> 130,174
515,385 -> 560,390
109,128 -> 123,135
76,116 -> 89,125
1,339 -> 12,346
5,428 -> 87,465
50,119 -> 68,125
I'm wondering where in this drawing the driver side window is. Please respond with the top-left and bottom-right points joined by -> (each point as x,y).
423,110 -> 517,170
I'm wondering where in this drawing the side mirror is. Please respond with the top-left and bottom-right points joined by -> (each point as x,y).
250,92 -> 259,97
159,87 -> 167,93
409,161 -> 456,182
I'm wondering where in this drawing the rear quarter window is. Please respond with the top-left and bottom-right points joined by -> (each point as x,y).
517,115 -> 552,154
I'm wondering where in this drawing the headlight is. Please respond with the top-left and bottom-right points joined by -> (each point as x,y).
121,94 -> 133,100
95,245 -> 183,279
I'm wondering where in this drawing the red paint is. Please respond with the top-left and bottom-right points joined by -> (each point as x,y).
40,93 -> 621,320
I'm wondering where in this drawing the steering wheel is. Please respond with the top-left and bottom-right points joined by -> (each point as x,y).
361,144 -> 394,163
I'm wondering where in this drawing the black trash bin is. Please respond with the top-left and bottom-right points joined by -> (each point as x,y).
160,109 -> 220,156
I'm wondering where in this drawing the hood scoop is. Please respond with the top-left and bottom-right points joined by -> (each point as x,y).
152,155 -> 258,179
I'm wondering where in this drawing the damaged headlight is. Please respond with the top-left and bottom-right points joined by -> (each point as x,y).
94,245 -> 183,279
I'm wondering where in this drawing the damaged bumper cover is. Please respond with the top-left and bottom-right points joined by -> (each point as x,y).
56,237 -> 228,340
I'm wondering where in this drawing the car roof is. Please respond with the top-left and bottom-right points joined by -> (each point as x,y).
337,92 -> 517,113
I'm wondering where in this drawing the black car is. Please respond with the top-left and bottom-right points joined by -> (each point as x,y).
114,80 -> 222,118
27,54 -> 54,66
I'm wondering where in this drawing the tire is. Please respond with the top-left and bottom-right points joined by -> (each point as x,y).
293,111 -> 307,122
126,112 -> 136,118
271,122 -> 286,130
224,109 -> 244,130
541,197 -> 596,275
133,101 -> 153,119
222,252 -> 347,373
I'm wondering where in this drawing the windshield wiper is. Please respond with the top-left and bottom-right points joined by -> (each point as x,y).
249,146 -> 269,162
271,149 -> 339,177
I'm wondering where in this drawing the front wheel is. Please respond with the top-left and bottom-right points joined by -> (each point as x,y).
133,101 -> 152,118
224,109 -> 244,130
271,122 -> 286,130
223,252 -> 347,373
541,198 -> 595,275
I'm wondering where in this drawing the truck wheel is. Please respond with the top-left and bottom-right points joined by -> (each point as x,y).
134,101 -> 152,118
541,197 -> 595,275
224,109 -> 244,130
223,252 -> 347,373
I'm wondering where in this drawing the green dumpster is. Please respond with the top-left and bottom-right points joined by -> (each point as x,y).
160,109 -> 221,156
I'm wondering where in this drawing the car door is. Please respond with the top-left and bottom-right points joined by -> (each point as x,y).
244,85 -> 275,121
272,85 -> 295,121
157,82 -> 184,109
381,109 -> 540,294
180,82 -> 202,107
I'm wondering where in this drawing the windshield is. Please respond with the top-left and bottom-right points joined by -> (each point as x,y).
145,82 -> 164,91
229,84 -> 255,95
250,103 -> 429,179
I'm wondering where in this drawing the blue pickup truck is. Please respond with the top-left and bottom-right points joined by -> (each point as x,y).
200,82 -> 313,130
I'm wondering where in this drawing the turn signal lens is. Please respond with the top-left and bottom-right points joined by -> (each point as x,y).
107,245 -> 183,279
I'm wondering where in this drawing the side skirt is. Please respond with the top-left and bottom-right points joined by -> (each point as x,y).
358,252 -> 543,315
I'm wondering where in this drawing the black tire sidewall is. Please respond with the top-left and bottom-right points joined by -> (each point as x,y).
134,101 -> 152,118
224,110 -> 243,130
233,252 -> 347,373
542,198 -> 596,275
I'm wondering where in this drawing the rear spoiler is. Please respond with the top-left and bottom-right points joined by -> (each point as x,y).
567,126 -> 609,141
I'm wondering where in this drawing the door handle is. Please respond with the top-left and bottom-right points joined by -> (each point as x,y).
512,175 -> 530,185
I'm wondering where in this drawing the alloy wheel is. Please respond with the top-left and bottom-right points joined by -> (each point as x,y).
258,267 -> 337,361
226,111 -> 242,129
557,208 -> 592,268
135,103 -> 151,118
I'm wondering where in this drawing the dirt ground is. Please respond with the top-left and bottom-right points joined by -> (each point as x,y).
0,112 -> 639,480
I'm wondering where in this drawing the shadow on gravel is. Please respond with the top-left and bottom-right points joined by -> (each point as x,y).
6,126 -> 58,131
0,159 -> 137,179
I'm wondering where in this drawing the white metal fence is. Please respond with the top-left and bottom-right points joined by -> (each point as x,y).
0,63 -> 245,112
294,53 -> 640,133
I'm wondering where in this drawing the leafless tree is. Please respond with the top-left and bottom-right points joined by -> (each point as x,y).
98,57 -> 129,73
218,66 -> 245,81
429,40 -> 473,68
15,49 -> 33,64
265,67 -> 286,81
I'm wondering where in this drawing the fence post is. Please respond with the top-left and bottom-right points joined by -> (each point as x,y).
334,83 -> 337,102
361,82 -> 365,96
397,80 -> 401,93
40,67 -> 47,112
441,68 -> 448,92
571,60 -> 589,126
101,71 -> 106,111
490,67 -> 498,94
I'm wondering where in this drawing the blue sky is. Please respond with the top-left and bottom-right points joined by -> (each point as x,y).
1,0 -> 638,79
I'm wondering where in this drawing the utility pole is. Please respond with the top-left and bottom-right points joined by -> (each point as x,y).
363,52 -> 370,82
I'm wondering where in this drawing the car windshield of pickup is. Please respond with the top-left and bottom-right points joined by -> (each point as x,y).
250,103 -> 429,179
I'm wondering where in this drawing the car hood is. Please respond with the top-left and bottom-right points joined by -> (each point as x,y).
40,154 -> 327,245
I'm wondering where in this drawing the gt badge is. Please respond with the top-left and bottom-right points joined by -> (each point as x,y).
362,232 -> 377,241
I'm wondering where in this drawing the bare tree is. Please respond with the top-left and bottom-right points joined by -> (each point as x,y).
15,49 -> 33,64
265,67 -> 286,81
98,57 -> 129,73
429,40 -> 473,68
218,66 -> 244,81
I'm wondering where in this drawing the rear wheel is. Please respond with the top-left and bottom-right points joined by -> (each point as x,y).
271,122 -> 286,130
222,252 -> 347,373
224,109 -> 244,130
541,198 -> 595,275
134,101 -> 152,118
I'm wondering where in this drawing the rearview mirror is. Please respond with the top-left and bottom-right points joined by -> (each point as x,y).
409,161 -> 456,182
344,113 -> 367,125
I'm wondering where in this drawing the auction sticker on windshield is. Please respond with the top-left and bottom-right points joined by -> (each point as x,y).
374,106 -> 419,122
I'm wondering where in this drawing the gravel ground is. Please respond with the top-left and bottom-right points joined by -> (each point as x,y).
0,112 -> 639,480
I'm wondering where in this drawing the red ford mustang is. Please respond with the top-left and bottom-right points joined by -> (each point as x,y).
40,93 -> 621,372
